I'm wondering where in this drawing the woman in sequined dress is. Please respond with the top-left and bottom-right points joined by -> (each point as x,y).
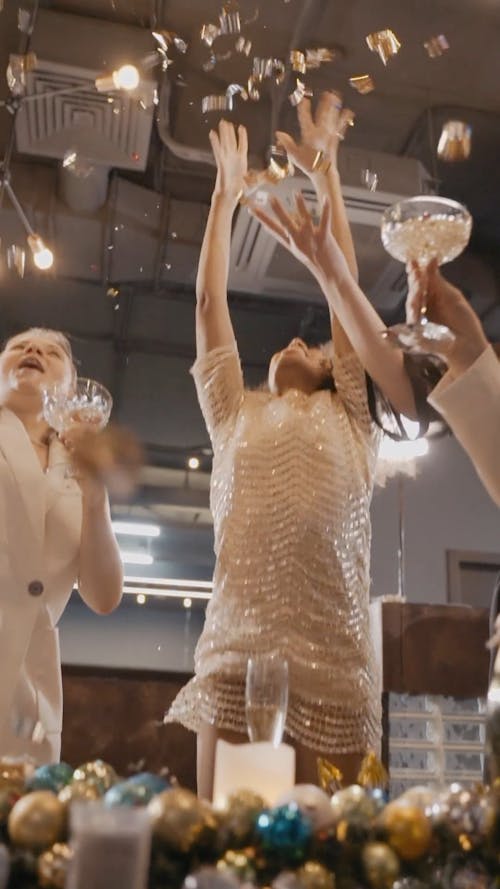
166,93 -> 421,797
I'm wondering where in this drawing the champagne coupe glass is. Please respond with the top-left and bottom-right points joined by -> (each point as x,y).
245,653 -> 288,747
380,195 -> 472,354
42,377 -> 113,476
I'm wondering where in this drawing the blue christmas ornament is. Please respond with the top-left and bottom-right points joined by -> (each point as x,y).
127,772 -> 170,795
103,779 -> 159,808
26,762 -> 73,794
256,803 -> 312,860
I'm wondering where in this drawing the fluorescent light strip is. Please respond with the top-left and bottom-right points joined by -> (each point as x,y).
120,552 -> 154,566
113,521 -> 161,538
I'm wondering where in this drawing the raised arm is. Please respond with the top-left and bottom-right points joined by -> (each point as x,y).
250,195 -> 417,418
276,92 -> 357,281
196,120 -> 248,358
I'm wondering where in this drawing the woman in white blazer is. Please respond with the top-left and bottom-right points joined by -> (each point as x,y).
0,327 -> 123,764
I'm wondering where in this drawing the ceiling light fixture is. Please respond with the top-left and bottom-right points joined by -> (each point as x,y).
2,178 -> 54,271
95,64 -> 140,93
188,456 -> 200,470
112,521 -> 161,538
136,593 -> 147,605
27,234 -> 54,270
183,597 -> 192,608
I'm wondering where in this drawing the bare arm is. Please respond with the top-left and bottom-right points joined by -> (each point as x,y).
196,121 -> 248,358
78,483 -> 123,614
276,93 -> 357,354
251,195 -> 417,418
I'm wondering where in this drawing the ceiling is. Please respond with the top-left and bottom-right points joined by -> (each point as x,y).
0,0 -> 499,591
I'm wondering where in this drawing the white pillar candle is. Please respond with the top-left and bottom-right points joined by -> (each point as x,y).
212,740 -> 296,808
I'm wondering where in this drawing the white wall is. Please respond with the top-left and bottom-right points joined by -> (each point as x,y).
371,433 -> 499,603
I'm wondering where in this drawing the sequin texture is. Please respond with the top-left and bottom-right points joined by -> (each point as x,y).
166,344 -> 382,752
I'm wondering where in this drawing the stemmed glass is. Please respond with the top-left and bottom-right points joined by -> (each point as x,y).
380,195 -> 472,354
245,653 -> 288,747
42,377 -> 113,477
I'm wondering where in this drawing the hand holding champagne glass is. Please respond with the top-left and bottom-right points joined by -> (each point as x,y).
381,195 -> 472,355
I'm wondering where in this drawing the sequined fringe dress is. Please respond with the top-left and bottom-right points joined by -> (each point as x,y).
166,343 -> 382,753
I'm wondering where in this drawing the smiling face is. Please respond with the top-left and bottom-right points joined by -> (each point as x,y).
0,329 -> 75,403
268,338 -> 333,395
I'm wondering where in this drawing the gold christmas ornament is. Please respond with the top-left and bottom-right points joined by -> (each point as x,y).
330,785 -> 378,826
8,791 -> 66,850
38,842 -> 73,889
0,759 -> 32,793
362,842 -> 400,889
381,801 -> 432,860
297,861 -> 335,889
217,848 -> 257,882
357,752 -> 389,791
71,760 -> 117,793
148,788 -> 217,852
221,790 -> 267,842
349,74 -> 375,94
366,30 -> 401,65
437,121 -> 472,162
317,758 -> 343,795
58,779 -> 102,807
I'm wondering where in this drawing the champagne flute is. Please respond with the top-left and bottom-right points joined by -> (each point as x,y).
380,195 -> 472,355
245,653 -> 288,747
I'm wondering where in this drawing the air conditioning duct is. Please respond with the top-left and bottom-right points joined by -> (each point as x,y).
13,9 -> 157,212
229,147 -> 433,314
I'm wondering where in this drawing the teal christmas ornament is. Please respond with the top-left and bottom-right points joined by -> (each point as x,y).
256,803 -> 312,860
103,780 -> 158,808
25,763 -> 73,794
127,772 -> 170,794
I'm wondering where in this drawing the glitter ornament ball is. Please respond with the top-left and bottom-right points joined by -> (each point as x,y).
381,801 -> 432,860
148,788 -> 217,852
255,803 -> 312,859
37,842 -> 72,889
26,764 -> 73,795
362,842 -> 400,889
71,760 -> 117,794
8,792 -> 66,850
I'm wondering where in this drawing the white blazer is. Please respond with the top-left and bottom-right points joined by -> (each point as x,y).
428,346 -> 500,507
0,408 -> 82,763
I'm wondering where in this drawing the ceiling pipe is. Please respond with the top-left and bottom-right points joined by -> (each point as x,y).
156,77 -> 216,167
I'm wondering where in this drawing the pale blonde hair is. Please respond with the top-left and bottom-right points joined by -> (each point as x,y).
3,327 -> 78,383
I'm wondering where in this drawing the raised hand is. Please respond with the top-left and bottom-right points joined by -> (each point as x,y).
275,91 -> 355,176
209,119 -> 248,201
249,192 -> 351,287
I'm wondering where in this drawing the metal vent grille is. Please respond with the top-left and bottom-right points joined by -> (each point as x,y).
15,60 -> 155,171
